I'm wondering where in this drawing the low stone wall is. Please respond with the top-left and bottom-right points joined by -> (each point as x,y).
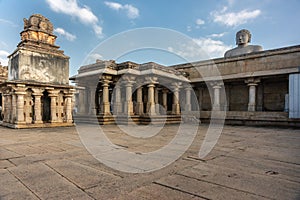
200,111 -> 300,127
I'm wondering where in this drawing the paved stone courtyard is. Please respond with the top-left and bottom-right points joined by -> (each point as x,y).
0,124 -> 299,200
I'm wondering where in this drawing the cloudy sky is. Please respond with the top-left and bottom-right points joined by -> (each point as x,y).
0,0 -> 299,76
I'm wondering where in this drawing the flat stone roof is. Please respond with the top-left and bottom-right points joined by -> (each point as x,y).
0,124 -> 299,199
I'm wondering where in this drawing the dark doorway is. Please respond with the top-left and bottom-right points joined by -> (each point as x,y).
167,92 -> 173,112
42,91 -> 51,122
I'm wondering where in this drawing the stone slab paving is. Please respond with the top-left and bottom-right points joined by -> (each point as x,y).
0,124 -> 299,199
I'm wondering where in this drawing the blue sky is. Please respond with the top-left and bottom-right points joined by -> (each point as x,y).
0,0 -> 299,76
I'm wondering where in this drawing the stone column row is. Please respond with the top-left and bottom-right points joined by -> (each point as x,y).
2,87 -> 75,125
80,75 -> 192,116
199,78 -> 261,112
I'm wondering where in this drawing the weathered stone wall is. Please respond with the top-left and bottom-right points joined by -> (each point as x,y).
0,65 -> 8,83
171,45 -> 299,119
228,83 -> 248,111
173,45 -> 300,81
263,78 -> 288,111
9,50 -> 69,84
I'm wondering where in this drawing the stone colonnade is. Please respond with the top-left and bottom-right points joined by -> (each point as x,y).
198,77 -> 262,112
76,75 -> 270,116
2,84 -> 75,126
77,75 -> 193,116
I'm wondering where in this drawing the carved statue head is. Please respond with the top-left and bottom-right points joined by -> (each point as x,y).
236,29 -> 251,45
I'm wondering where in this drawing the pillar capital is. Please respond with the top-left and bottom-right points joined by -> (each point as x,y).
14,86 -> 26,95
209,81 -> 223,89
100,75 -> 113,82
64,88 -> 76,98
171,81 -> 182,87
245,77 -> 260,86
162,88 -> 169,93
47,88 -> 59,96
184,86 -> 193,91
122,75 -> 136,81
32,88 -> 44,96
101,79 -> 111,87
14,90 -> 26,95
171,82 -> 182,91
99,76 -> 111,88
145,76 -> 158,84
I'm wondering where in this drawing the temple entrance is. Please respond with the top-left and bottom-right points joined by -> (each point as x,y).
42,91 -> 51,122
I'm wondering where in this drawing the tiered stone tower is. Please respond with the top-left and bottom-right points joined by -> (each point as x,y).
9,14 -> 69,84
0,14 -> 75,128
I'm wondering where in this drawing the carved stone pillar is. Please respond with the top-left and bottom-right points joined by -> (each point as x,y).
11,93 -> 17,123
113,84 -> 122,115
65,93 -> 73,123
146,77 -> 158,115
210,82 -> 222,111
245,78 -> 260,111
136,86 -> 143,115
162,88 -> 168,112
122,76 -> 135,116
32,89 -> 43,124
3,93 -> 11,123
101,76 -> 111,115
15,89 -> 26,124
1,94 -> 5,121
89,86 -> 97,115
154,87 -> 160,114
171,82 -> 181,115
48,90 -> 58,123
78,87 -> 86,114
185,87 -> 192,111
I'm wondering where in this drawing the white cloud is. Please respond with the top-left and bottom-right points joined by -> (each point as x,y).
124,4 -> 139,19
104,1 -> 122,10
196,19 -> 205,25
209,32 -> 226,38
0,50 -> 9,66
54,28 -> 76,41
168,38 -> 232,60
46,0 -> 103,37
85,53 -> 103,64
212,7 -> 261,26
192,38 -> 232,58
104,1 -> 139,19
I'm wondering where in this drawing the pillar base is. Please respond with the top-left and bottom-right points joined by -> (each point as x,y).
212,104 -> 221,111
171,104 -> 180,115
101,102 -> 111,115
135,102 -> 144,115
14,121 -> 26,125
124,101 -> 134,116
248,104 -> 256,112
155,104 -> 160,114
113,102 -> 122,115
147,103 -> 156,115
185,104 -> 191,112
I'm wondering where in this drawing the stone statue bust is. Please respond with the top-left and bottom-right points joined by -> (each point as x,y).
224,29 -> 263,58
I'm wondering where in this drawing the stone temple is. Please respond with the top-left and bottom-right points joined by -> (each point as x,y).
0,14 -> 300,128
0,14 -> 75,128
71,29 -> 300,127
